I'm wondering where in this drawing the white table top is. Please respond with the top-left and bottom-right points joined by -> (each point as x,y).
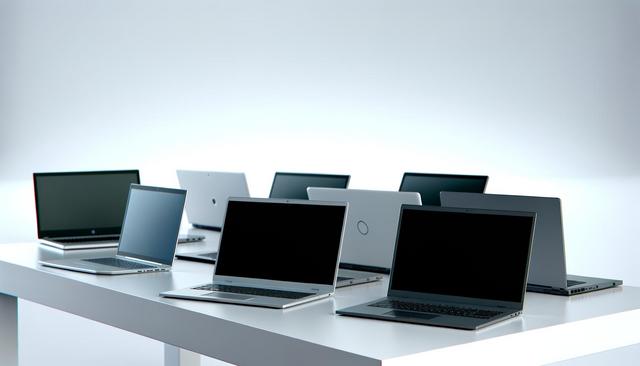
1,230 -> 639,365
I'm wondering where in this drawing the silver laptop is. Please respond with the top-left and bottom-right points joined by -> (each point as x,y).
161,197 -> 348,309
307,187 -> 421,287
337,205 -> 536,330
33,170 -> 140,250
177,170 -> 250,230
40,185 -> 186,275
440,192 -> 623,296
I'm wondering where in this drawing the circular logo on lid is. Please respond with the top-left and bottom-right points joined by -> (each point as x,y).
356,220 -> 369,235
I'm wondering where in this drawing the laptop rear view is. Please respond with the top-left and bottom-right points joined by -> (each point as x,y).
161,197 -> 348,308
337,205 -> 535,330
176,170 -> 250,230
33,170 -> 140,250
269,172 -> 350,199
399,172 -> 488,206
441,192 -> 622,295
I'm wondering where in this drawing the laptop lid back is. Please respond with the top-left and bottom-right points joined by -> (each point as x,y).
176,170 -> 250,229
307,187 -> 421,271
269,172 -> 350,199
33,170 -> 140,239
399,172 -> 488,206
440,192 -> 567,289
213,198 -> 347,293
117,185 -> 186,266
388,205 -> 535,310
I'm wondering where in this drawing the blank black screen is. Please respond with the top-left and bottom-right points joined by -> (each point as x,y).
269,173 -> 349,199
390,208 -> 533,303
34,171 -> 140,236
118,187 -> 186,265
399,174 -> 487,206
215,201 -> 346,285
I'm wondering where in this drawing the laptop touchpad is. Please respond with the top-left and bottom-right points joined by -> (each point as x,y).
384,310 -> 439,320
205,292 -> 253,301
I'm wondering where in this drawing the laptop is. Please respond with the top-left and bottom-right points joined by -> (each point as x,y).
269,172 -> 350,199
174,170 -> 249,263
399,172 -> 488,206
161,197 -> 347,309
33,170 -> 140,250
337,205 -> 536,330
176,170 -> 250,230
307,187 -> 421,287
39,185 -> 186,275
440,192 -> 623,296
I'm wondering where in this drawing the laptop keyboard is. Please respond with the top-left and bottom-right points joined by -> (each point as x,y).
567,279 -> 586,287
370,299 -> 502,319
83,257 -> 155,270
194,284 -> 313,299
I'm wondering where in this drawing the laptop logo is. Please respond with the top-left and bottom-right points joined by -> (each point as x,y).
91,229 -> 96,235
211,198 -> 217,205
356,220 -> 369,235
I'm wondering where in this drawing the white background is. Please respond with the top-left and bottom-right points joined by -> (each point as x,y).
0,1 -> 638,364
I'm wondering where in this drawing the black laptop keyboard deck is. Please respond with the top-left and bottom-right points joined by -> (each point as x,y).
194,284 -> 313,299
370,299 -> 502,319
83,257 -> 155,270
567,279 -> 586,287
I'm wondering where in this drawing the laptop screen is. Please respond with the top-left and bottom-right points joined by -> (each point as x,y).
269,172 -> 350,199
215,200 -> 346,285
117,185 -> 186,265
33,170 -> 140,238
389,206 -> 534,303
399,173 -> 488,206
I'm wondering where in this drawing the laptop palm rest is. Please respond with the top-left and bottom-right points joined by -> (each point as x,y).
204,292 -> 253,301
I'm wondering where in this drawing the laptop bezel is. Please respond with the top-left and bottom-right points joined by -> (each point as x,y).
211,197 -> 348,295
306,187 -> 422,273
268,172 -> 350,199
116,184 -> 186,266
176,169 -> 250,230
386,204 -> 536,310
33,170 -> 140,239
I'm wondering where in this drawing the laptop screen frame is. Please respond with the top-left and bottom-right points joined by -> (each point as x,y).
387,205 -> 536,310
269,172 -> 350,199
116,184 -> 186,266
212,197 -> 348,294
33,170 -> 140,239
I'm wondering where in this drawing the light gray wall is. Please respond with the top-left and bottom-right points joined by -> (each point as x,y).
1,1 -> 639,282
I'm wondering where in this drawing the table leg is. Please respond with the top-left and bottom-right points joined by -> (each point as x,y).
0,292 -> 18,366
164,344 -> 201,366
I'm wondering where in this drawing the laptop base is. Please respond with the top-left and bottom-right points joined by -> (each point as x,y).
39,239 -> 119,250
192,224 -> 221,231
336,268 -> 383,288
175,251 -> 218,264
527,274 -> 623,296
337,297 -> 520,330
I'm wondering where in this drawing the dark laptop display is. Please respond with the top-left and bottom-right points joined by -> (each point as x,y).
390,207 -> 533,303
399,173 -> 488,206
337,205 -> 535,330
215,200 -> 346,285
269,172 -> 350,200
34,170 -> 140,239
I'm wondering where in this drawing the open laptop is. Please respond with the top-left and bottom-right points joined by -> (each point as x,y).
337,205 -> 535,330
269,172 -> 350,199
161,197 -> 347,309
399,172 -> 488,206
33,170 -> 140,250
440,192 -> 623,296
174,170 -> 249,263
40,185 -> 186,275
307,187 -> 421,287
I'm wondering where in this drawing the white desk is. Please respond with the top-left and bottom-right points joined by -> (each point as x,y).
1,232 -> 640,366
